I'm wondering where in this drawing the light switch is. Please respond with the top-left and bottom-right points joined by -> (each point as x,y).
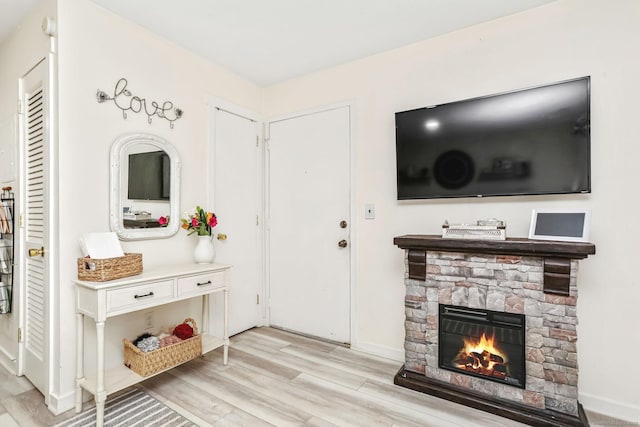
365,204 -> 375,220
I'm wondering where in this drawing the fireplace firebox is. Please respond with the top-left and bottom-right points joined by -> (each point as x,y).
439,304 -> 526,389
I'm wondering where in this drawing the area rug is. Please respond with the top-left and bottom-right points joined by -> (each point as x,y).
54,388 -> 197,427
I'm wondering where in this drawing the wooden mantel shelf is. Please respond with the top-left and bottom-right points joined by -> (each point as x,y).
394,235 -> 595,296
394,234 -> 595,259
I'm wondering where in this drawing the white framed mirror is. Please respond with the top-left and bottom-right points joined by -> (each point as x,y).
109,133 -> 181,240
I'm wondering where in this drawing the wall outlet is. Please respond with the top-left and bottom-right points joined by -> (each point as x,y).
365,203 -> 375,219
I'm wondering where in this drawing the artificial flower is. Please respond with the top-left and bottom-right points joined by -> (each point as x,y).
181,206 -> 218,236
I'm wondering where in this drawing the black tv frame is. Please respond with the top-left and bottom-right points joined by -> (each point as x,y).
395,76 -> 591,200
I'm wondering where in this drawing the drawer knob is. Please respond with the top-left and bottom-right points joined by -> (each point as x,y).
134,291 -> 154,299
197,280 -> 212,287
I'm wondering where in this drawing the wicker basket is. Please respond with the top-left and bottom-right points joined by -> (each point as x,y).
123,317 -> 202,377
77,253 -> 142,282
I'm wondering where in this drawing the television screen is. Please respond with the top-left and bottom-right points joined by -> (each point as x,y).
128,150 -> 170,200
395,77 -> 590,200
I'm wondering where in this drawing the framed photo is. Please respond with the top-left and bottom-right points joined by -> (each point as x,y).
528,208 -> 591,242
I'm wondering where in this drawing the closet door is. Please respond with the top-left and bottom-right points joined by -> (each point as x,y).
19,58 -> 50,399
209,102 -> 263,336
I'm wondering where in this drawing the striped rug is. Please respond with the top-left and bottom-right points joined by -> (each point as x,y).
54,388 -> 197,427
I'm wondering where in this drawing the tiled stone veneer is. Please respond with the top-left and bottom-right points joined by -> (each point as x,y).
403,250 -> 580,416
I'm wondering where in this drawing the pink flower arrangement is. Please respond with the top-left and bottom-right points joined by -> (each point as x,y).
181,206 -> 217,236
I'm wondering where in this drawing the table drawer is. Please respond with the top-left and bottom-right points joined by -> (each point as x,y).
106,280 -> 174,314
178,271 -> 227,298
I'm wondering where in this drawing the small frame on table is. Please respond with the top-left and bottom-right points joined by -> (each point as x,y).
528,208 -> 591,242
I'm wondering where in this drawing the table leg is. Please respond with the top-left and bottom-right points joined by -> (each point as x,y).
75,313 -> 84,413
223,289 -> 229,365
95,320 -> 106,427
201,294 -> 210,336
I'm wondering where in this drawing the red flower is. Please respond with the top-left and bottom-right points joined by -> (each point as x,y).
158,216 -> 168,226
191,217 -> 199,227
208,215 -> 217,228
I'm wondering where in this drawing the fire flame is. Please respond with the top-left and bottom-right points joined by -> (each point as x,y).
463,333 -> 503,359
454,333 -> 508,378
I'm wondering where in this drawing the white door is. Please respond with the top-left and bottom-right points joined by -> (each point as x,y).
19,58 -> 50,398
267,106 -> 351,343
210,105 -> 263,336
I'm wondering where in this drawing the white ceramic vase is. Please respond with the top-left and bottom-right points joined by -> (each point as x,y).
193,235 -> 215,264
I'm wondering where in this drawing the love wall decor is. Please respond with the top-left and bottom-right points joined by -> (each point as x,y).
96,78 -> 183,128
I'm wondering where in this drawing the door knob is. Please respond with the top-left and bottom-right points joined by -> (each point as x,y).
338,240 -> 348,248
217,233 -> 227,241
28,247 -> 46,257
339,220 -> 347,229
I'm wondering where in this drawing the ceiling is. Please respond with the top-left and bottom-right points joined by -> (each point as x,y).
0,0 -> 41,43
1,0 -> 556,87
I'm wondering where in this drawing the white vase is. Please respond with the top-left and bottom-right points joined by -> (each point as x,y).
193,235 -> 215,264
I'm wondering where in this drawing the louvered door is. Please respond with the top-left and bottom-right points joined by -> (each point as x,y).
20,58 -> 49,398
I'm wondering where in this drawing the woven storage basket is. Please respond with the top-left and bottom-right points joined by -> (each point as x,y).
77,253 -> 142,282
123,317 -> 202,377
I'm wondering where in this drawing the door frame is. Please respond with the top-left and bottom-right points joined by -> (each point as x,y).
265,101 -> 356,343
206,96 -> 267,329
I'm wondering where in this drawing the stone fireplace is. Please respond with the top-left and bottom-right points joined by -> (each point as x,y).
394,235 -> 595,427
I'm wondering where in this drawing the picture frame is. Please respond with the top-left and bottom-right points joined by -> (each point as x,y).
528,208 -> 591,242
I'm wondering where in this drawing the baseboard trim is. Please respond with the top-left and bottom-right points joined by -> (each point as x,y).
0,344 -> 17,374
47,389 -> 76,415
579,391 -> 640,424
350,341 -> 404,362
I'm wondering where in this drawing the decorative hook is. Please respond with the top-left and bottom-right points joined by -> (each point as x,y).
96,90 -> 111,103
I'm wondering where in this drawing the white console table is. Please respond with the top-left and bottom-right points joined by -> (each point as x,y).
74,263 -> 230,427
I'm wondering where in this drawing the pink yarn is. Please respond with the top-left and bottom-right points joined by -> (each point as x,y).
159,335 -> 182,348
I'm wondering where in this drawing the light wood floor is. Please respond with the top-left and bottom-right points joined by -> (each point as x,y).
0,327 -> 632,426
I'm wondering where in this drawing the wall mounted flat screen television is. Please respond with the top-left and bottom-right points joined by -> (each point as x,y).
128,150 -> 170,200
395,76 -> 590,200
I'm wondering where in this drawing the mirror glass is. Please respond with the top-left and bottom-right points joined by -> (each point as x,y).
110,133 -> 181,240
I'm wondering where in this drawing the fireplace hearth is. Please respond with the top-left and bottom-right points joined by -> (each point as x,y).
439,304 -> 525,389
394,235 -> 595,427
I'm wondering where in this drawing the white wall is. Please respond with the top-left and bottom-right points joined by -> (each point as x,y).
53,0 -> 262,410
0,0 -> 56,373
263,0 -> 639,421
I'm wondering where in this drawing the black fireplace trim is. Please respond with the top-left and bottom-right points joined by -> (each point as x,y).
394,366 -> 589,427
394,234 -> 595,259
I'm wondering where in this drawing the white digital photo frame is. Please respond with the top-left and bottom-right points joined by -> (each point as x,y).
528,208 -> 591,242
